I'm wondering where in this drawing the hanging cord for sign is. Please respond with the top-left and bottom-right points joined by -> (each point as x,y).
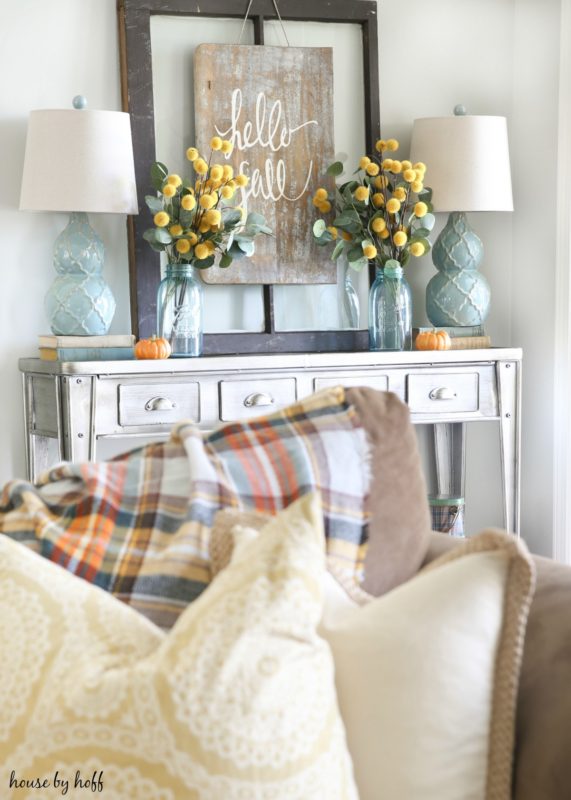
237,0 -> 291,46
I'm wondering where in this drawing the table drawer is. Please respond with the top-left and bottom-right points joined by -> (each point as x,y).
407,371 -> 479,414
314,375 -> 389,392
219,378 -> 296,421
118,382 -> 200,426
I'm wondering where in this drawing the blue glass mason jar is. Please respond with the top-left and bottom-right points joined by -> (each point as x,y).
157,263 -> 203,357
368,263 -> 412,351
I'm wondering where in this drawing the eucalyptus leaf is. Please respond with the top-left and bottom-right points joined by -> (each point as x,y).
326,161 -> 344,177
422,213 -> 436,231
347,246 -> 365,262
222,210 -> 243,228
192,255 -> 215,269
349,256 -> 369,272
219,252 -> 233,268
315,231 -> 334,246
238,240 -> 255,257
246,211 -> 266,227
401,250 -> 411,266
155,228 -> 172,245
331,240 -> 345,260
145,195 -> 165,213
313,219 -> 327,237
150,162 -> 168,191
228,241 -> 247,260
411,227 -> 431,238
179,210 -> 195,228
418,187 -> 433,203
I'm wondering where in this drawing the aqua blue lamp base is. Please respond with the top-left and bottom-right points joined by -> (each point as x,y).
45,212 -> 116,335
426,211 -> 491,327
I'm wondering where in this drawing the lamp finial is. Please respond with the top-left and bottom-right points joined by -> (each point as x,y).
453,104 -> 467,116
72,95 -> 87,110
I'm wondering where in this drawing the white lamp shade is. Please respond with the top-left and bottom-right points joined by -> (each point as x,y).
20,109 -> 138,214
410,115 -> 513,212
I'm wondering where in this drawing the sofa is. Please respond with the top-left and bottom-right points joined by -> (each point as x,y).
0,385 -> 569,799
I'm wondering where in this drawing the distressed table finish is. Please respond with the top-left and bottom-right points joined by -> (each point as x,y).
19,348 -> 522,535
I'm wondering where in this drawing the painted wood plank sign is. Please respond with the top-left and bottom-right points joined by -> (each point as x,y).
194,44 -> 335,284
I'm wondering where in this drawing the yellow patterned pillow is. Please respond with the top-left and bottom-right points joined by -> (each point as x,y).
0,492 -> 357,800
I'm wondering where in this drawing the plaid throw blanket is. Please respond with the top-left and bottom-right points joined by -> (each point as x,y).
0,386 -> 371,628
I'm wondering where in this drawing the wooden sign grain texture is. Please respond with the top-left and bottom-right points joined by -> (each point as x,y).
194,44 -> 335,285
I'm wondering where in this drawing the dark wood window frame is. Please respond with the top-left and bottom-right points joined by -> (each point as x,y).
118,0 -> 380,354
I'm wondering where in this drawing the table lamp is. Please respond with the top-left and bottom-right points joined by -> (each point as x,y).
410,106 -> 513,327
20,96 -> 138,335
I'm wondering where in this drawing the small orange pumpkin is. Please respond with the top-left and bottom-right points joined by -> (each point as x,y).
134,335 -> 172,360
415,330 -> 452,351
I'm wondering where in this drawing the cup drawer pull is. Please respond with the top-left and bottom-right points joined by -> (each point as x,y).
429,387 -> 457,401
145,396 -> 176,411
243,392 -> 274,408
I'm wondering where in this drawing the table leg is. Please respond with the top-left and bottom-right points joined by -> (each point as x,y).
497,360 -> 521,536
434,422 -> 466,500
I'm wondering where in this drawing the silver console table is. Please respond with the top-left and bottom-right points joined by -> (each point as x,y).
19,348 -> 522,535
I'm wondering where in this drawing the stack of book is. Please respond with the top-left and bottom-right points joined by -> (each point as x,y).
38,334 -> 136,361
413,325 -> 492,350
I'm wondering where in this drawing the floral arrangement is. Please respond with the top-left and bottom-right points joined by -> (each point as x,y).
312,138 -> 435,272
144,137 -> 271,269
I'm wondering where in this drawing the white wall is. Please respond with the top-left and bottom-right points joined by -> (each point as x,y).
0,0 -> 562,555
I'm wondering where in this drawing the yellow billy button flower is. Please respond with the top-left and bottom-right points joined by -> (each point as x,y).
198,219 -> 211,233
401,161 -> 412,171
235,174 -> 249,187
393,187 -> 407,202
204,209 -> 222,226
153,211 -> 169,227
186,147 -> 199,162
162,183 -> 176,198
167,174 -> 182,187
393,230 -> 408,247
374,175 -> 388,190
354,186 -> 369,202
194,158 -> 209,175
381,159 -> 393,170
366,162 -> 380,177
326,226 -> 338,239
199,193 -> 217,210
210,165 -> 224,182
175,238 -> 191,254
386,138 -> 399,152
221,139 -> 233,154
363,244 -> 377,259
314,187 -> 328,201
195,242 -> 210,260
413,162 -> 427,174
403,169 -> 417,183
318,200 -> 332,213
359,156 -> 371,170
386,197 -> 401,214
412,180 -> 424,193
181,194 -> 196,211
375,139 -> 387,152
372,192 -> 385,208
221,185 -> 235,200
169,224 -> 183,236
410,242 -> 425,257
210,136 -> 223,150
371,217 -> 387,233
342,230 -> 352,241
414,201 -> 428,217
187,231 -> 198,246
390,161 -> 403,174
222,165 -> 234,181
205,240 -> 216,254
379,228 -> 390,239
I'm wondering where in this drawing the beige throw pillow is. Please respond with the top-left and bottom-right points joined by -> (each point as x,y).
0,492 -> 357,800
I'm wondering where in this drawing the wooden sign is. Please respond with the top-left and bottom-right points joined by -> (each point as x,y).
194,44 -> 335,285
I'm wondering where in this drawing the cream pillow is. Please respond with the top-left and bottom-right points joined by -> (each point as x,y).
0,492 -> 357,800
320,531 -> 535,800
